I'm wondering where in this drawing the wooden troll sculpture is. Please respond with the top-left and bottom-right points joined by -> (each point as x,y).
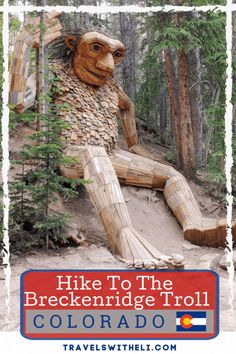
9,13 -> 235,269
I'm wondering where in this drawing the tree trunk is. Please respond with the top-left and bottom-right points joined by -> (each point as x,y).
159,87 -> 167,144
159,9 -> 182,167
80,0 -> 90,27
164,48 -> 182,169
145,28 -> 157,133
178,48 -> 196,178
37,0 -> 46,117
37,0 -> 49,249
188,49 -> 203,168
174,4 -> 196,178
119,0 -> 137,102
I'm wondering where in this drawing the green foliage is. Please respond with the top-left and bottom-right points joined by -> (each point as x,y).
9,74 -> 87,251
34,213 -> 70,244
9,15 -> 21,33
205,112 -> 226,182
9,164 -> 35,245
136,10 -> 228,189
155,25 -> 200,52
136,14 -> 166,133
165,148 -> 176,164
183,12 -> 227,89
39,21 -> 48,33
136,48 -> 164,131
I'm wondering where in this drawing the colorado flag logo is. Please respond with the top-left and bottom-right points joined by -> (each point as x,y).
176,311 -> 207,332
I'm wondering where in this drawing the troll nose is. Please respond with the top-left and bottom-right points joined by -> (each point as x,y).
96,53 -> 115,72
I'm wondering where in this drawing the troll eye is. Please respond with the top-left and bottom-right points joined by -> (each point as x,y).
113,50 -> 123,59
91,43 -> 102,52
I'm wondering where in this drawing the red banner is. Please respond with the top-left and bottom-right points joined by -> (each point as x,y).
21,270 -> 219,339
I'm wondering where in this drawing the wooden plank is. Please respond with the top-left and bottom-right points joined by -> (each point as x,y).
100,204 -> 132,231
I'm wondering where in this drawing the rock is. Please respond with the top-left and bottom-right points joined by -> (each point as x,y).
182,241 -> 201,251
219,253 -> 236,270
64,222 -> 85,245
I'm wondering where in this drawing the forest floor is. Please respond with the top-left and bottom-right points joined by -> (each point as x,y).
0,126 -> 235,332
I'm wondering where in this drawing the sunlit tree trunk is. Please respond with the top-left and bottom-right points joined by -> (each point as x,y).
174,2 -> 196,178
164,48 -> 182,169
178,48 -> 196,178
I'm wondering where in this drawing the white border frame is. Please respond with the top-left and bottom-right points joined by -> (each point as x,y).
1,2 -> 235,351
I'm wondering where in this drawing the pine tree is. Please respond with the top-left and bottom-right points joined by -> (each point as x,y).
9,74 -> 87,250
9,160 -> 35,249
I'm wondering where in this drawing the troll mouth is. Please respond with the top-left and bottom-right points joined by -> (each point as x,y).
85,68 -> 109,80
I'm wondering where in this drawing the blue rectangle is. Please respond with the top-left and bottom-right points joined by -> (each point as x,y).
176,311 -> 206,318
176,325 -> 206,332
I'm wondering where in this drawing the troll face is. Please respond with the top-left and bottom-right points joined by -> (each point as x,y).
65,31 -> 125,86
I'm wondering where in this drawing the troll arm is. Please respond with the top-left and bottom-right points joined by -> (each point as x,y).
9,12 -> 62,113
118,86 -> 138,148
118,86 -> 155,159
